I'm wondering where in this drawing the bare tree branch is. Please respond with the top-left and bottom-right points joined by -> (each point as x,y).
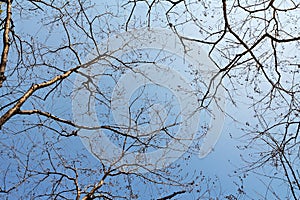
0,0 -> 12,87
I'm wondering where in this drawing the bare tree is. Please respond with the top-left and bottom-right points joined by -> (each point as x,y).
0,0 -> 299,199
145,0 -> 299,199
0,0 -> 219,199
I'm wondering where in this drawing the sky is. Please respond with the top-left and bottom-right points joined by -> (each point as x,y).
0,0 -> 299,199
75,0 -> 296,198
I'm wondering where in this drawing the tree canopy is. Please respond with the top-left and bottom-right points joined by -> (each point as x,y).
0,0 -> 299,199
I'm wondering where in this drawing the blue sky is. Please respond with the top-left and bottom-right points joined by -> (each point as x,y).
0,0 -> 299,199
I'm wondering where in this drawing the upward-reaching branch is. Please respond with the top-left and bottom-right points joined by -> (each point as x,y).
0,55 -> 103,129
0,0 -> 12,87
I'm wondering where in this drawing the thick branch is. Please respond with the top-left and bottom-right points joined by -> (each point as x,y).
0,55 -> 103,129
0,0 -> 12,87
82,171 -> 109,200
157,190 -> 186,200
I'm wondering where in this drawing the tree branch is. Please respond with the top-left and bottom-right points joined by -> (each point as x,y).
157,190 -> 186,200
0,0 -> 12,87
0,55 -> 103,129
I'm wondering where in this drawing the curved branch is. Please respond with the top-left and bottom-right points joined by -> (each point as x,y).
0,55 -> 103,129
